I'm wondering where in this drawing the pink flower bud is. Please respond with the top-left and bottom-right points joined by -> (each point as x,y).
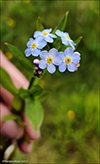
38,70 -> 42,75
35,66 -> 39,70
33,70 -> 37,76
33,59 -> 40,65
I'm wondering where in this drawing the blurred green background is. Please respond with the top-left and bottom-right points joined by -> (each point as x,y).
1,0 -> 99,163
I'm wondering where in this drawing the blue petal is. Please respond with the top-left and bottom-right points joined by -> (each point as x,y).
34,31 -> 42,38
47,64 -> 56,73
27,38 -> 34,47
29,38 -> 34,42
36,36 -> 44,42
49,48 -> 58,58
42,28 -> 52,33
71,54 -> 81,63
58,52 -> 65,60
31,48 -> 40,56
59,62 -> 67,72
55,29 -> 63,37
64,47 -> 73,56
64,32 -> 70,37
74,52 -> 81,56
44,36 -> 53,43
40,50 -> 49,59
68,63 -> 76,72
37,40 -> 47,49
61,36 -> 69,45
49,33 -> 57,38
27,41 -> 32,47
39,60 -> 47,69
69,40 -> 75,50
25,48 -> 32,57
71,40 -> 76,45
53,56 -> 62,65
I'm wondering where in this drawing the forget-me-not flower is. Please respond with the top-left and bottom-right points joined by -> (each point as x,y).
58,47 -> 81,72
25,37 -> 46,57
34,28 -> 57,43
39,48 -> 62,73
55,29 -> 76,50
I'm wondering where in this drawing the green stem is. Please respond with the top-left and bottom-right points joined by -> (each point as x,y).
28,77 -> 35,89
28,68 -> 47,89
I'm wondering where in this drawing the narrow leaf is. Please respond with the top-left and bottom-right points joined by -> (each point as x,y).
2,114 -> 20,121
36,17 -> 44,31
2,114 -> 26,127
57,11 -> 69,31
25,97 -> 44,131
0,66 -> 18,95
52,27 -> 57,34
5,43 -> 34,74
74,36 -> 83,46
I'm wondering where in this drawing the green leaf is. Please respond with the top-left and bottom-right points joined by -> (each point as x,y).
36,17 -> 44,31
74,36 -> 83,49
38,90 -> 50,103
12,94 -> 24,112
2,114 -> 20,121
52,12 -> 69,49
19,85 -> 43,100
58,44 -> 70,51
52,27 -> 57,34
57,11 -> 69,31
0,66 -> 18,96
19,87 -> 30,99
2,114 -> 26,127
25,97 -> 44,131
5,43 -> 34,74
29,85 -> 43,96
52,37 -> 61,50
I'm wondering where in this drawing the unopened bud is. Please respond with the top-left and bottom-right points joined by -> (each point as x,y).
33,59 -> 40,65
35,66 -> 39,70
75,62 -> 80,71
37,74 -> 41,78
33,70 -> 37,76
76,63 -> 80,68
38,70 -> 42,75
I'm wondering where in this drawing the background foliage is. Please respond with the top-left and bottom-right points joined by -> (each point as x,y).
1,0 -> 99,163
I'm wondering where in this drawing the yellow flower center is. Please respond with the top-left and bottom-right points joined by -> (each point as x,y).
31,43 -> 37,49
65,57 -> 71,64
47,57 -> 53,64
66,36 -> 71,40
42,32 -> 48,36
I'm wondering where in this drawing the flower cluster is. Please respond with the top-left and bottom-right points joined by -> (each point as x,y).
25,28 -> 81,77
33,59 -> 43,78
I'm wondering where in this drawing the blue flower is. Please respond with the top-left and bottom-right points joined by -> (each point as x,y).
34,28 -> 57,43
25,37 -> 46,57
55,29 -> 76,50
39,48 -> 62,73
58,47 -> 81,72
